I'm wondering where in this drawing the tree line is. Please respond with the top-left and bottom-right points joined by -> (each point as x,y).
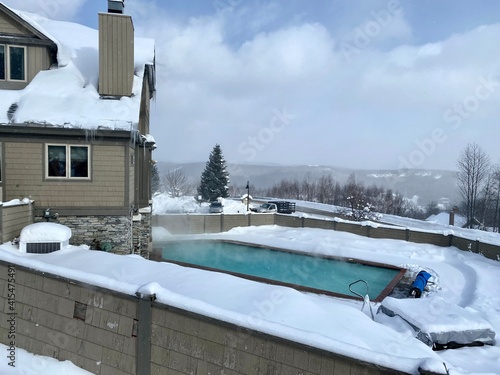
155,142 -> 500,230
245,173 -> 427,220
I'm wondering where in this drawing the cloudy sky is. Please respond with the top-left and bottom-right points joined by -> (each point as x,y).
6,0 -> 500,170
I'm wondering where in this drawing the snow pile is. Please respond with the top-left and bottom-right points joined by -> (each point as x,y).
381,296 -> 495,346
0,198 -> 32,207
152,194 -> 248,214
0,343 -> 92,374
20,222 -> 72,242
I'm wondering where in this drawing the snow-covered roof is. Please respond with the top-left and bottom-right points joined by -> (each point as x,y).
0,4 -> 155,131
426,212 -> 467,227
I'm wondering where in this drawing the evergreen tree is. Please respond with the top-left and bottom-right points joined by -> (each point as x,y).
197,144 -> 230,201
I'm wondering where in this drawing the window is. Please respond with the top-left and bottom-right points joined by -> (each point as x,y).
9,46 -> 25,81
0,45 -> 26,81
47,145 -> 90,179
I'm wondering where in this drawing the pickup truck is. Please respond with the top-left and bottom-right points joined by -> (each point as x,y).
252,201 -> 296,214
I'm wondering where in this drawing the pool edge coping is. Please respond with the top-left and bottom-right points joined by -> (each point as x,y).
153,238 -> 407,303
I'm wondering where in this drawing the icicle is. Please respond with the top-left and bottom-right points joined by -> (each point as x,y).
84,128 -> 99,142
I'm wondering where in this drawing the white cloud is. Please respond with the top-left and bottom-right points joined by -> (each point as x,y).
89,1 -> 500,169
2,0 -> 88,20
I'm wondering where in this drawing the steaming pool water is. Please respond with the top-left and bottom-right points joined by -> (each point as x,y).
159,240 -> 405,301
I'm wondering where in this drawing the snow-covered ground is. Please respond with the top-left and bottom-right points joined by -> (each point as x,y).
0,343 -> 92,374
1,195 -> 499,374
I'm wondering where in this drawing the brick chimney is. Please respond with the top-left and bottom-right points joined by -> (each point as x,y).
98,0 -> 134,97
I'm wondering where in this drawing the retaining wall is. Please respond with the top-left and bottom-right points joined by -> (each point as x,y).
153,214 -> 500,261
0,261 -> 441,375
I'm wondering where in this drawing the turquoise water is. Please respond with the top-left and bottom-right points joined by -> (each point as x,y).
161,241 -> 400,300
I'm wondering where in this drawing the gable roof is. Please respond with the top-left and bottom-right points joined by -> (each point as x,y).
0,3 -> 155,131
0,3 -> 57,44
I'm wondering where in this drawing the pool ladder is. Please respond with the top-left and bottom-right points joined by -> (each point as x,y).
349,280 -> 375,320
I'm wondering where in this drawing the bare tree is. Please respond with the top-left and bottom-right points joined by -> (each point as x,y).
456,143 -> 491,228
488,164 -> 500,232
301,174 -> 317,202
317,174 -> 335,204
163,168 -> 189,197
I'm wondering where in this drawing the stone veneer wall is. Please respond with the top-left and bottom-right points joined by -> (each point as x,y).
0,261 -> 445,375
132,210 -> 152,259
33,213 -> 152,257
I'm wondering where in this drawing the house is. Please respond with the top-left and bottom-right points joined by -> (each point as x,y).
426,211 -> 467,227
0,1 -> 156,256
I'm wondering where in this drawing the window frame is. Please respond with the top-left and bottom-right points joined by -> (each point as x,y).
0,44 -> 27,82
0,45 -> 5,81
46,144 -> 91,180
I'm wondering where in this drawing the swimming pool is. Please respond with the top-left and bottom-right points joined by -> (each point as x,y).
158,240 -> 406,301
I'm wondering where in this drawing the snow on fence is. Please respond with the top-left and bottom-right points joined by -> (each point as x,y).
152,214 -> 500,261
0,200 -> 33,244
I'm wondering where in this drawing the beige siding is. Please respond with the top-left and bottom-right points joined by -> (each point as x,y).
98,13 -> 134,97
0,11 -> 33,36
4,142 -> 127,208
27,45 -> 52,82
1,203 -> 32,242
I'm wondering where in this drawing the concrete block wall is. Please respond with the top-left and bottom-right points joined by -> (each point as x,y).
187,215 -> 205,234
303,217 -> 336,230
274,215 -> 303,228
335,221 -> 368,237
0,260 -> 447,375
152,214 -> 500,260
149,304 -> 406,375
249,214 -> 275,227
370,227 -> 407,241
408,231 -> 450,247
222,214 -> 249,232
204,215 -> 222,233
0,263 -> 137,375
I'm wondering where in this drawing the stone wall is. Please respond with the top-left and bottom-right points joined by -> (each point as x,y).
132,209 -> 152,258
0,261 -> 444,375
32,212 -> 152,257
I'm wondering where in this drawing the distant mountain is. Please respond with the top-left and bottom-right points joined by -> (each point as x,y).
156,162 -> 460,207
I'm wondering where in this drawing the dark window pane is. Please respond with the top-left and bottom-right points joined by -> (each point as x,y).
48,146 -> 67,177
70,146 -> 89,178
0,45 -> 5,80
9,46 -> 25,81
